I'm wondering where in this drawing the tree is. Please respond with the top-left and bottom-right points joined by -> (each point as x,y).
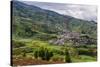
34,47 -> 53,61
34,50 -> 39,59
65,48 -> 71,63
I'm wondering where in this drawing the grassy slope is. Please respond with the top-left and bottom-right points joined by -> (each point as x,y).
12,38 -> 97,63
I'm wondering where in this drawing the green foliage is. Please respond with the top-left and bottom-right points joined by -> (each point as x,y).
13,47 -> 33,56
79,55 -> 97,61
34,33 -> 57,41
12,1 -> 97,39
34,47 -> 53,61
77,48 -> 97,57
34,50 -> 39,59
51,49 -> 64,55
64,48 -> 71,63
68,19 -> 97,38
12,40 -> 25,48
13,48 -> 23,55
12,1 -> 97,64
51,55 -> 64,62
12,38 -> 97,63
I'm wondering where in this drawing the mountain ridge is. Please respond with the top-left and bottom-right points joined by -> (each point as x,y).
12,1 -> 97,39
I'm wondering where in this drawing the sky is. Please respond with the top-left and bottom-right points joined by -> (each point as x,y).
22,1 -> 97,22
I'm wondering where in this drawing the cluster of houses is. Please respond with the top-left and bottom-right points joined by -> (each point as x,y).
49,30 -> 96,46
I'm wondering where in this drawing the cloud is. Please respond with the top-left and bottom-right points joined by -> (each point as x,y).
23,1 -> 97,22
64,5 -> 97,21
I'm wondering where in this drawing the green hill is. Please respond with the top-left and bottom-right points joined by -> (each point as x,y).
12,1 -> 97,39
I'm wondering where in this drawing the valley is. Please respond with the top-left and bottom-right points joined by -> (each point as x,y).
11,1 -> 97,66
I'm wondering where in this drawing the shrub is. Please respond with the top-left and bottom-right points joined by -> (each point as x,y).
12,40 -> 25,48
22,47 -> 33,53
51,55 -> 64,62
13,48 -> 23,55
68,48 -> 79,58
34,47 -> 53,61
34,49 -> 39,59
13,47 -> 33,56
65,48 -> 71,63
51,49 -> 64,55
78,48 -> 97,56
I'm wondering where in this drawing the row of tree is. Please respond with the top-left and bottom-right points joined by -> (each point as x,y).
34,47 -> 71,62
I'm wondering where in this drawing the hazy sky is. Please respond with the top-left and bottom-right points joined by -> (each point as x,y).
23,1 -> 97,22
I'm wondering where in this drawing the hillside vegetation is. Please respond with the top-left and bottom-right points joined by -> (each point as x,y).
11,1 -> 97,66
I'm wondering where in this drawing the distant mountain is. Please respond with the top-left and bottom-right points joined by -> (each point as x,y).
12,1 -> 97,39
